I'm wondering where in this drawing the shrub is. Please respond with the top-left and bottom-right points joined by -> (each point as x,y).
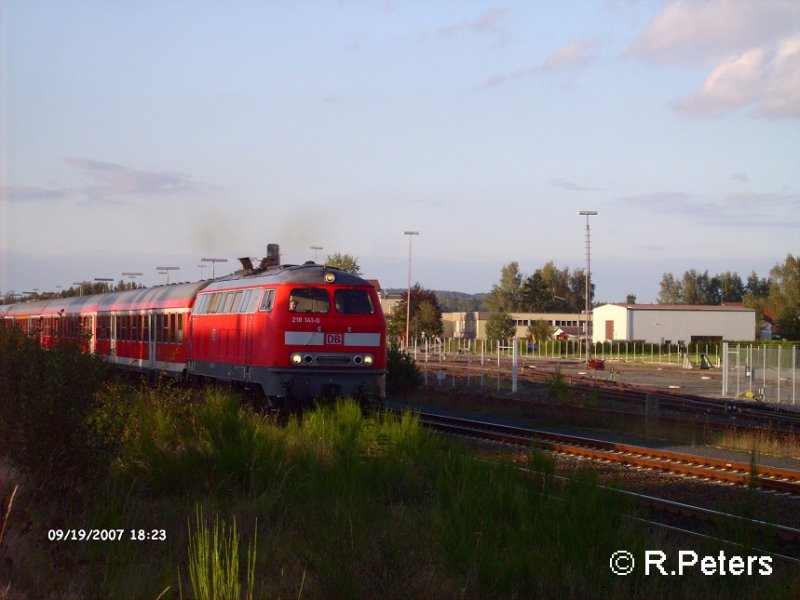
385,343 -> 422,395
0,326 -> 115,496
546,367 -> 569,404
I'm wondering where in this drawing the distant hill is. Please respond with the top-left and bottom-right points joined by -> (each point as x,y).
383,289 -> 487,312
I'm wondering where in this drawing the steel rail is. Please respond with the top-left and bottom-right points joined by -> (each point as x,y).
495,458 -> 800,563
415,410 -> 800,495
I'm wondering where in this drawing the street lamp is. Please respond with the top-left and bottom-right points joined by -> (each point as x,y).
156,266 -> 179,284
310,246 -> 323,263
200,258 -> 227,279
578,210 -> 597,363
403,231 -> 419,349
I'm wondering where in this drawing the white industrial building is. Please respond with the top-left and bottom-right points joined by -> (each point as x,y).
442,311 -> 588,341
592,303 -> 756,344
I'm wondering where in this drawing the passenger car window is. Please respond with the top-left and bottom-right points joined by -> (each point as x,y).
334,289 -> 374,314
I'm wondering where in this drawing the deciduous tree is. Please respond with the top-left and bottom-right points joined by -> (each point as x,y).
485,312 -> 516,342
325,253 -> 362,275
485,262 -> 524,312
768,254 -> 800,340
387,284 -> 443,341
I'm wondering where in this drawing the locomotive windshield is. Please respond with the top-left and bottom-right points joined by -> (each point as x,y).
288,288 -> 330,313
334,289 -> 374,314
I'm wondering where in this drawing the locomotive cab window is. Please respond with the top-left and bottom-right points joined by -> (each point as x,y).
334,289 -> 374,314
289,288 -> 329,313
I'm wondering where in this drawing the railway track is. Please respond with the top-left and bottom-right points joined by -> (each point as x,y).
415,410 -> 800,496
404,408 -> 800,563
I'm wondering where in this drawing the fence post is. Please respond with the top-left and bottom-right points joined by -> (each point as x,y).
721,342 -> 728,397
777,345 -> 782,404
793,345 -> 797,406
512,341 -> 518,393
497,344 -> 501,392
424,338 -> 429,385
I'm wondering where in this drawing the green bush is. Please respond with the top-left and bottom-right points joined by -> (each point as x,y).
386,343 -> 422,395
546,367 -> 570,404
0,326 -> 116,496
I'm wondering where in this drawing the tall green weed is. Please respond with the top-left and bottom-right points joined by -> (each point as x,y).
0,326 -> 116,496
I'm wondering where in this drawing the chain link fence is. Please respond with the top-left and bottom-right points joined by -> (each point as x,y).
721,343 -> 798,405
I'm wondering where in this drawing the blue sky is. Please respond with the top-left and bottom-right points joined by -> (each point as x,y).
2,0 -> 798,303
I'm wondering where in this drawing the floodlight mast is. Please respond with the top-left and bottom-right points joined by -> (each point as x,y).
578,211 -> 597,363
156,266 -> 180,284
403,231 -> 419,349
200,258 -> 228,279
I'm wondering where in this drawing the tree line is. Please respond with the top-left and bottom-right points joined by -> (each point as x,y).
656,254 -> 799,340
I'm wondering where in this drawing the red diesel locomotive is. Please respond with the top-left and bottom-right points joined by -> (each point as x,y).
1,245 -> 387,408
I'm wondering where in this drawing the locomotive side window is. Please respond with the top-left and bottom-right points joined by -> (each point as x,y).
334,289 -> 375,315
289,288 -> 330,313
195,294 -> 209,314
240,290 -> 252,313
259,289 -> 276,312
245,290 -> 260,312
231,291 -> 244,313
221,292 -> 235,313
207,293 -> 221,314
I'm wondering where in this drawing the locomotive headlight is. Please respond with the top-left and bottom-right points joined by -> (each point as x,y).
324,272 -> 336,283
290,353 -> 303,365
363,354 -> 374,366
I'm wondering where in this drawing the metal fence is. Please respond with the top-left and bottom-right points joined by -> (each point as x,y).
721,343 -> 798,405
402,338 -> 798,405
406,338 -> 723,366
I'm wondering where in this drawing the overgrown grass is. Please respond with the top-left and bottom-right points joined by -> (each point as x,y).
0,326 -> 116,498
185,506 -> 256,600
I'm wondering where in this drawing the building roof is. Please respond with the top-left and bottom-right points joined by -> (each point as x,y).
603,303 -> 755,313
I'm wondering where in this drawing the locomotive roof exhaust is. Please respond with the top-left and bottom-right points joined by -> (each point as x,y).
260,243 -> 280,269
238,243 -> 281,273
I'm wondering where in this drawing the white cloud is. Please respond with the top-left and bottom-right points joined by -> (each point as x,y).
626,0 -> 798,66
673,35 -> 800,118
626,1 -> 800,118
615,189 -> 800,228
2,159 -> 202,204
550,178 -> 600,192
436,8 -> 508,40
480,38 -> 600,89
65,158 -> 199,198
760,34 -> 800,117
542,38 -> 600,71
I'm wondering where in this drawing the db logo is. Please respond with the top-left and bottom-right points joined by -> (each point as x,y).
325,333 -> 344,345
